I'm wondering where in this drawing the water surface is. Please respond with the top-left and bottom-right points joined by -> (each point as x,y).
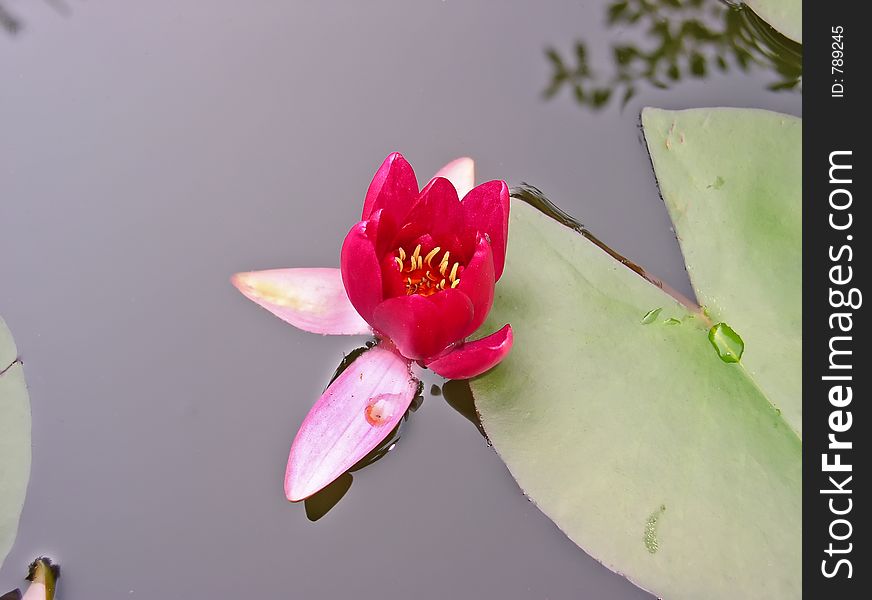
1,1 -> 800,598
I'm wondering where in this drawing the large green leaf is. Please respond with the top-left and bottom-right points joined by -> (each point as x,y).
744,0 -> 802,44
642,107 -> 801,437
471,108 -> 801,599
1,317 -> 31,570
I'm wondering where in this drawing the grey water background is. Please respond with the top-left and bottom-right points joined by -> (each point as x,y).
1,1 -> 800,598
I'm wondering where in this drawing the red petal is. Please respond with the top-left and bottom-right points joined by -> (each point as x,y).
371,290 -> 474,361
394,177 -> 466,254
462,180 -> 510,280
426,324 -> 513,379
231,268 -> 371,335
340,220 -> 383,324
361,152 -> 419,225
457,234 -> 495,337
285,344 -> 418,501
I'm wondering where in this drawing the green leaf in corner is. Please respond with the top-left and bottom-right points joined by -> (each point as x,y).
1,317 -> 31,570
470,107 -> 801,599
743,0 -> 802,44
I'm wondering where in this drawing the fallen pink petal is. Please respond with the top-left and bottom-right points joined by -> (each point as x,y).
285,344 -> 419,502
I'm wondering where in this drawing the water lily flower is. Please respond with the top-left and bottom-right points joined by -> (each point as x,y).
232,153 -> 513,501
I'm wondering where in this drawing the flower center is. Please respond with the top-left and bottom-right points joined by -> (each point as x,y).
393,243 -> 463,296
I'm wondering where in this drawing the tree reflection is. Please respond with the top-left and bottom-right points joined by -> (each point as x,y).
1,0 -> 70,36
0,4 -> 22,34
544,0 -> 801,111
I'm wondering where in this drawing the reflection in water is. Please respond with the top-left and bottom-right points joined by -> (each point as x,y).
0,5 -> 21,34
544,0 -> 801,111
0,0 -> 70,35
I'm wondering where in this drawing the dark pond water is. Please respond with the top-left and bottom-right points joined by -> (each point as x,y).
1,1 -> 800,598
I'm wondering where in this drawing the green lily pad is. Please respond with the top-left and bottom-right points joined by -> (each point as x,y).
1,317 -> 31,570
744,0 -> 802,43
642,107 -> 801,437
471,108 -> 801,599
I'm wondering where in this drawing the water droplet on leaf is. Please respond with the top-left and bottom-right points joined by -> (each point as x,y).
641,308 -> 662,324
664,317 -> 682,325
365,395 -> 397,426
708,322 -> 744,363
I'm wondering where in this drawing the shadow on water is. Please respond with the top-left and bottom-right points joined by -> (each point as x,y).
441,379 -> 488,439
544,0 -> 801,111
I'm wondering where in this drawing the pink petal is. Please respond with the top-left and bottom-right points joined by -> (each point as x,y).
462,180 -> 510,280
22,582 -> 47,600
371,290 -> 474,361
231,268 -> 371,335
285,344 -> 419,501
361,152 -> 419,225
340,219 -> 384,324
433,157 -> 475,200
426,324 -> 513,379
457,234 -> 496,337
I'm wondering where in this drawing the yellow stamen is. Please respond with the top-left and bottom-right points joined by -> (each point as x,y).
425,246 -> 441,266
395,242 -> 466,297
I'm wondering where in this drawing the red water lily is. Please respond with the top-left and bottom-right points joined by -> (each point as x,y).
232,153 -> 512,501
